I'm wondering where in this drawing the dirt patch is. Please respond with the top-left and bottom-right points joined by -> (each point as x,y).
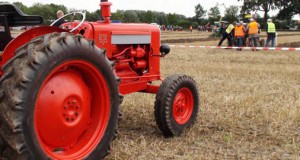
162,37 -> 218,43
277,41 -> 300,47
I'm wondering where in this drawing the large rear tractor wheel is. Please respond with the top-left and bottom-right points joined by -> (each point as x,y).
0,32 -> 121,159
154,74 -> 199,137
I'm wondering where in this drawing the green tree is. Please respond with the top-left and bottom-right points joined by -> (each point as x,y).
111,10 -> 125,22
123,10 -> 140,23
208,6 -> 221,22
224,5 -> 239,23
238,0 -> 279,24
86,9 -> 101,22
277,0 -> 300,20
177,19 -> 191,29
144,10 -> 154,23
156,12 -> 168,25
29,3 -> 50,22
12,2 -> 29,14
167,13 -> 178,25
195,3 -> 207,19
136,10 -> 146,22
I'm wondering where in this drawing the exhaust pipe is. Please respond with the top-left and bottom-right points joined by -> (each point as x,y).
100,0 -> 111,23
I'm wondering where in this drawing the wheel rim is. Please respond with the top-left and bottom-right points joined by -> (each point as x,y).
34,60 -> 110,159
172,87 -> 194,125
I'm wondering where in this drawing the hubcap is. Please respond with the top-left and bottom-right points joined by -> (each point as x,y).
34,60 -> 110,159
173,87 -> 194,124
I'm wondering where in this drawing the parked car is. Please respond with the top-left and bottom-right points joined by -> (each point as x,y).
173,25 -> 183,31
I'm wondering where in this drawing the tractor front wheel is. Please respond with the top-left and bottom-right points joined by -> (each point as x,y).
0,32 -> 120,159
154,74 -> 199,137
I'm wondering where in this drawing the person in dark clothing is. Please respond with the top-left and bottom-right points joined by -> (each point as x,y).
52,10 -> 65,27
265,19 -> 276,47
218,22 -> 235,47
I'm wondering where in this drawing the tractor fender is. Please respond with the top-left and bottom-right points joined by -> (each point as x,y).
0,26 -> 67,74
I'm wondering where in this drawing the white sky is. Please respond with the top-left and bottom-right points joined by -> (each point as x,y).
9,0 -> 244,17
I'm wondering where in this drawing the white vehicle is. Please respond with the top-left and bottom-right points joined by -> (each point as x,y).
150,23 -> 160,29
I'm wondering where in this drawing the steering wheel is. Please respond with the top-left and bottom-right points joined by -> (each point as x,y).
50,12 -> 86,32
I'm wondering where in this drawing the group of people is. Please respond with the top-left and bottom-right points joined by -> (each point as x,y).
217,18 -> 277,51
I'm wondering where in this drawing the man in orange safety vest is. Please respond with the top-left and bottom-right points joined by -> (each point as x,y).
246,18 -> 261,50
234,21 -> 246,51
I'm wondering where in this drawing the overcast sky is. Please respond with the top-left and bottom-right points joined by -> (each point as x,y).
9,0 -> 244,17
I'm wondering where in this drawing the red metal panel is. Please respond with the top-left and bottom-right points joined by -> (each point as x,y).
119,81 -> 148,95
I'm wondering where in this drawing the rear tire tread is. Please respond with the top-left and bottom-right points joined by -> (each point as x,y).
0,32 -> 119,160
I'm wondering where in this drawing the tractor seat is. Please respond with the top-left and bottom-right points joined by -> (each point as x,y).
0,3 -> 43,27
0,4 -> 43,51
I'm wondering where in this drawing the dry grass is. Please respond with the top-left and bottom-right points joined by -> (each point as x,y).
106,32 -> 300,160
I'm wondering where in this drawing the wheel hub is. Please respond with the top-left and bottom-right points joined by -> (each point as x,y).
173,88 -> 194,124
175,98 -> 186,113
35,71 -> 91,148
63,98 -> 81,123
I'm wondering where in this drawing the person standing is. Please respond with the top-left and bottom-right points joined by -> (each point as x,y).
246,18 -> 260,50
189,25 -> 193,32
265,19 -> 276,47
218,22 -> 235,47
234,21 -> 246,51
52,10 -> 65,27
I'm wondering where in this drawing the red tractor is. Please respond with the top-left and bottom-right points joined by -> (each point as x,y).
0,1 -> 199,159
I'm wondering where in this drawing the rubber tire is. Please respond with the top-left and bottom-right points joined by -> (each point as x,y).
0,32 -> 120,160
154,74 -> 199,137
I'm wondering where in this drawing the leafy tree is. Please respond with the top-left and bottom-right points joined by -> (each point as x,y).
277,0 -> 300,20
123,10 -> 140,23
196,18 -> 209,26
156,12 -> 168,25
238,0 -> 279,25
144,10 -> 154,23
224,5 -> 239,23
177,19 -> 191,29
195,3 -> 207,19
167,13 -> 178,25
29,3 -> 51,22
208,6 -> 221,22
111,10 -> 125,22
85,10 -> 101,22
12,2 -> 29,14
135,10 -> 146,23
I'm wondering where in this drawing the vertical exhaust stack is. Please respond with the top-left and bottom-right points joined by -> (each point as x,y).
100,0 -> 112,23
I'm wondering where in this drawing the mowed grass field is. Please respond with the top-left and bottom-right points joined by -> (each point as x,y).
106,31 -> 300,159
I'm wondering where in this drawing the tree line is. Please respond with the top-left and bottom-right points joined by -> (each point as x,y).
0,1 -> 299,29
